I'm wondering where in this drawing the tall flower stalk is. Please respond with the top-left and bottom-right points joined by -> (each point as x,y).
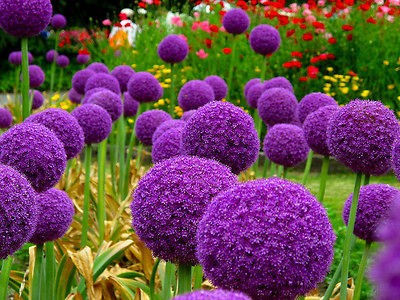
21,38 -> 31,120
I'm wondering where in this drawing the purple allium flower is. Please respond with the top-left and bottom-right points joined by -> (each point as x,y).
68,88 -> 83,104
181,109 -> 196,121
82,87 -> 107,103
204,75 -> 228,101
123,92 -> 139,117
263,124 -> 310,167
327,100 -> 400,176
30,90 -> 44,110
0,108 -> 13,128
249,24 -> 281,56
342,184 -> 400,242
127,72 -> 163,103
298,92 -> 337,124
258,87 -> 298,126
157,34 -> 189,64
135,110 -> 172,146
263,76 -> 294,93
56,54 -> 69,68
196,178 -> 336,300
111,65 -> 135,93
181,101 -> 260,174
152,119 -> 185,144
83,90 -> 122,122
86,62 -> 109,74
303,105 -> 339,156
25,108 -> 85,159
45,49 -> 58,62
245,82 -> 265,109
243,78 -> 261,99
222,8 -> 250,35
0,122 -> 66,192
27,65 -> 45,88
76,53 -> 90,65
8,51 -> 34,65
50,13 -> 66,29
152,127 -> 183,163
85,73 -> 121,95
178,80 -> 215,111
173,290 -> 251,300
0,0 -> 52,38
131,155 -> 238,265
71,69 -> 95,95
392,139 -> 400,181
0,164 -> 38,259
71,104 -> 112,145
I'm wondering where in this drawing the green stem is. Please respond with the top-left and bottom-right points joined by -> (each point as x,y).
64,159 -> 73,191
135,144 -> 143,170
31,244 -> 44,300
302,150 -> 314,185
150,258 -> 161,300
227,35 -> 238,101
97,139 -> 107,243
49,34 -> 59,97
318,156 -> 330,202
109,123 -> 118,199
269,162 -> 276,177
282,166 -> 288,179
192,265 -> 203,290
57,68 -> 64,92
339,172 -> 363,300
117,116 -> 126,199
14,67 -> 21,121
161,262 -> 175,300
81,145 -> 92,248
45,242 -> 55,300
0,256 -> 13,300
21,38 -> 30,120
260,55 -> 268,81
262,156 -> 270,178
176,264 -> 192,295
169,63 -> 176,116
353,241 -> 372,300
363,174 -> 370,185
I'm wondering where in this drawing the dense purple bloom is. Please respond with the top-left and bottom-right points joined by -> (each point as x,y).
86,62 -> 109,74
123,92 -> 139,117
85,73 -> 121,95
343,184 -> 400,242
181,109 -> 196,121
298,92 -> 337,123
25,108 -> 85,159
111,65 -> 135,93
157,34 -> 189,64
264,76 -> 294,93
56,55 -> 70,68
392,139 -> 400,181
0,0 -> 52,38
178,80 -> 215,111
152,119 -> 185,144
222,8 -> 250,35
243,78 -> 261,99
135,110 -> 172,146
181,101 -> 260,174
27,65 -> 45,88
263,124 -> 310,167
83,90 -> 123,122
327,100 -> 400,176
30,90 -> 44,110
0,164 -> 38,259
152,127 -> 183,163
196,178 -> 335,300
204,75 -> 228,101
127,72 -> 163,103
131,155 -> 238,265
245,82 -> 265,109
173,290 -> 251,300
71,69 -> 95,95
8,51 -> 34,65
76,53 -> 90,65
0,122 -> 66,192
50,13 -> 66,29
68,88 -> 83,104
303,105 -> 339,156
258,87 -> 298,126
249,24 -> 281,55
45,49 -> 58,62
81,87 -> 107,103
0,108 -> 13,128
71,104 -> 112,144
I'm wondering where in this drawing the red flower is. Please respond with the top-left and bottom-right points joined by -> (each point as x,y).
359,3 -> 371,11
138,2 -> 146,8
222,48 -> 232,55
299,24 -> 307,30
346,34 -> 353,41
154,0 -> 161,4
79,49 -> 90,55
307,66 -> 319,79
366,17 -> 376,24
312,21 -> 325,30
348,70 -> 357,76
204,38 -> 212,48
310,56 -> 320,63
210,24 -> 219,33
299,76 -> 308,82
328,37 -> 337,44
286,29 -> 295,37
119,13 -> 127,20
283,60 -> 302,68
342,24 -> 353,31
302,32 -> 313,41
278,15 -> 289,26
291,51 -> 303,58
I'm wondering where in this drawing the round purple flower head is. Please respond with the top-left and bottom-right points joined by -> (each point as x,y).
111,65 -> 135,93
71,69 -> 95,95
123,92 -> 139,117
131,155 -> 238,265
157,34 -> 189,64
303,105 -> 338,156
196,178 -> 336,300
27,65 -> 45,88
68,88 -> 82,104
0,164 -> 38,259
243,78 -> 261,99
152,119 -> 185,144
0,108 -> 13,128
85,73 -> 121,95
135,110 -> 172,146
8,51 -> 34,65
249,24 -> 281,55
298,92 -> 337,123
71,104 -> 112,144
245,82 -> 265,109
152,127 -> 183,163
258,87 -> 298,126
204,75 -> 228,101
50,13 -> 66,29
222,8 -> 250,35
0,0 -> 52,38
327,100 -> 400,176
30,90 -> 44,110
25,108 -> 85,159
86,62 -> 109,74
0,122 -> 66,192
127,72 -> 163,103
29,188 -> 74,244
82,87 -> 106,103
173,290 -> 251,300
263,124 -> 310,167
181,101 -> 260,174
178,80 -> 215,111
343,184 -> 400,242
392,139 -> 400,181
264,76 -> 294,93
76,53 -> 90,65
181,109 -> 196,121
45,49 -> 58,62
83,90 -> 122,122
56,55 -> 69,68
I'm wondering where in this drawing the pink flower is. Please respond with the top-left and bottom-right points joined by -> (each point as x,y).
102,19 -> 112,26
196,49 -> 208,59
178,34 -> 188,44
171,15 -> 183,27
380,6 -> 391,14
192,21 -> 211,33
193,12 -> 200,20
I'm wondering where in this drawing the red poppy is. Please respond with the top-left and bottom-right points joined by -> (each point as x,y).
310,56 -> 320,63
119,13 -> 127,20
299,24 -> 307,30
348,70 -> 357,76
138,2 -> 146,8
342,24 -> 354,31
283,60 -> 302,68
291,51 -> 303,58
312,21 -> 325,30
286,29 -> 295,37
278,15 -> 289,26
302,32 -> 313,41
204,38 -> 212,48
346,34 -> 353,41
219,10 -> 226,16
154,0 -> 161,4
307,66 -> 319,79
299,76 -> 308,82
222,48 -> 232,55
79,49 -> 90,55
366,17 -> 376,24
359,3 -> 371,11
209,24 -> 219,33
328,37 -> 337,44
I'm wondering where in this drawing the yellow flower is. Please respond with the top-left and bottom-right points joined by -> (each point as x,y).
361,90 -> 370,98
181,79 -> 187,84
339,82 -> 346,87
388,84 -> 395,90
323,87 -> 330,93
164,78 -> 172,84
127,118 -> 134,124
60,100 -> 72,110
328,92 -> 336,97
131,64 -> 137,69
324,83 -> 331,87
323,75 -> 332,81
158,99 -> 165,106
397,96 -> 400,101
352,76 -> 359,81
153,103 -> 159,108
51,93 -> 60,101
153,64 -> 160,69
154,73 -> 162,79
174,106 -> 183,117
162,68 -> 171,74
255,67 -> 261,73
383,60 -> 389,66
132,50 -> 138,55
352,85 -> 359,91
160,83 -> 170,88
334,74 -> 343,79
340,87 -> 349,94
326,67 -> 333,72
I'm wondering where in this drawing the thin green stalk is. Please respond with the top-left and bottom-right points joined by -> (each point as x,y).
364,174 -> 370,185
49,35 -> 59,97
169,63 -> 176,116
302,150 -> 314,185
227,35 -> 238,101
340,172 -> 363,300
262,156 -> 270,178
13,67 -> 21,121
269,162 -> 276,177
57,68 -> 64,91
45,242 -> 55,300
161,262 -> 175,300
282,166 -> 288,179
353,241 -> 372,300
109,123 -> 118,198
31,244 -> 44,300
81,145 -> 92,248
176,264 -> 192,295
117,116 -> 126,198
150,258 -> 161,300
260,55 -> 268,81
64,159 -> 73,191
0,256 -> 13,299
21,38 -> 30,120
135,144 -> 143,170
318,156 -> 330,202
97,139 -> 107,243
192,266 -> 203,290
